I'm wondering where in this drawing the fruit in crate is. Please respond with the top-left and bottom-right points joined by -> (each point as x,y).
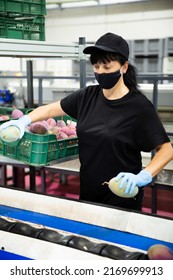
59,123 -> 76,137
60,126 -> 76,136
56,131 -> 69,139
0,115 -> 10,120
41,120 -> 49,130
47,118 -> 57,128
48,126 -> 61,134
11,108 -> 24,118
55,121 -> 77,139
30,122 -> 48,135
27,118 -> 77,139
0,107 -> 24,121
56,120 -> 66,127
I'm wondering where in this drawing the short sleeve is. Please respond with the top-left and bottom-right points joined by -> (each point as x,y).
60,89 -> 81,119
135,102 -> 170,152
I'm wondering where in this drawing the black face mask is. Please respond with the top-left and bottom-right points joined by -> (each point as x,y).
94,69 -> 121,89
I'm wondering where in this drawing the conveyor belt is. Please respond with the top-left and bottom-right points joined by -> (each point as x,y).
0,215 -> 148,260
0,205 -> 172,252
0,187 -> 172,260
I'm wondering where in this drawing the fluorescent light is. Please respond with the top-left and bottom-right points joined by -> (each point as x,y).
46,0 -> 148,10
46,4 -> 60,9
62,1 -> 97,8
100,0 -> 146,4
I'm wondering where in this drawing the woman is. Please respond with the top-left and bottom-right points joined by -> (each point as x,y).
0,33 -> 172,210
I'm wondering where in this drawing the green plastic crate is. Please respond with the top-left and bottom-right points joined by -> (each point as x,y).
0,0 -> 46,17
0,116 -> 78,166
0,16 -> 45,41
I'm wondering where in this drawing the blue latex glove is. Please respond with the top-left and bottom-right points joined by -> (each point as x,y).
0,115 -> 31,141
115,170 -> 153,195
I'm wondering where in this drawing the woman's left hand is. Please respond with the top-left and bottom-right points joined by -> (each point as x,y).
115,170 -> 152,195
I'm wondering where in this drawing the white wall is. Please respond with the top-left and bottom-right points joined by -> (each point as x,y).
45,0 -> 173,44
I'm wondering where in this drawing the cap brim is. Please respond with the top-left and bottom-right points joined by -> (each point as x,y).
83,45 -> 118,54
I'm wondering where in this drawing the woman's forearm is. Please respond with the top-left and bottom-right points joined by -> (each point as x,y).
144,142 -> 173,177
27,101 -> 66,123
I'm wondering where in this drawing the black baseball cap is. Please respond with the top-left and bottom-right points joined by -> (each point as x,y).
83,32 -> 129,60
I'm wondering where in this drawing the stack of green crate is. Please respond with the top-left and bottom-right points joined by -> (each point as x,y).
0,0 -> 46,41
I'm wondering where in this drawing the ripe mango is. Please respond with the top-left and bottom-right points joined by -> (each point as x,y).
102,177 -> 139,198
56,131 -> 68,140
148,244 -> 173,260
30,122 -> 48,135
0,115 -> 10,120
47,118 -> 57,128
11,108 -> 24,118
57,120 -> 66,127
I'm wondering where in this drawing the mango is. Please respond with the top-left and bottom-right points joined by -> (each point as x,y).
102,177 -> 139,198
0,115 -> 10,120
48,126 -> 61,135
148,244 -> 173,260
56,131 -> 68,140
30,122 -> 48,135
11,108 -> 24,118
67,119 -> 77,128
57,120 -> 66,127
0,125 -> 21,142
41,120 -> 49,130
47,118 -> 56,128
61,126 -> 76,136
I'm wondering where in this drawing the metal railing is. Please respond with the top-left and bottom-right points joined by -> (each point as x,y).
1,74 -> 173,104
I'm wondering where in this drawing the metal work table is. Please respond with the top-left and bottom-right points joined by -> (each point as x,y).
0,155 -> 80,192
0,155 -> 39,191
45,157 -> 80,175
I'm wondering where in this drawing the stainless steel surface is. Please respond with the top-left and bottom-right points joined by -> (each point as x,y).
0,150 -> 172,187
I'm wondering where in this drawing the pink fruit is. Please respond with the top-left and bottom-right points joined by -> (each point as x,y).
11,108 -> 24,118
67,129 -> 76,136
61,126 -> 77,136
68,125 -> 76,131
0,115 -> 10,120
56,131 -> 68,140
148,244 -> 173,260
41,120 -> 49,130
57,120 -> 66,127
30,122 -> 48,135
67,121 -> 76,129
60,126 -> 71,135
47,118 -> 56,127
67,118 -> 76,124
49,126 -> 61,135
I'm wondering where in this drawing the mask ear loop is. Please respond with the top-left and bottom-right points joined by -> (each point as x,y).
121,61 -> 129,75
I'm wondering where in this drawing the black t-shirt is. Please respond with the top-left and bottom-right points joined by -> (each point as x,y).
60,85 -> 170,208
